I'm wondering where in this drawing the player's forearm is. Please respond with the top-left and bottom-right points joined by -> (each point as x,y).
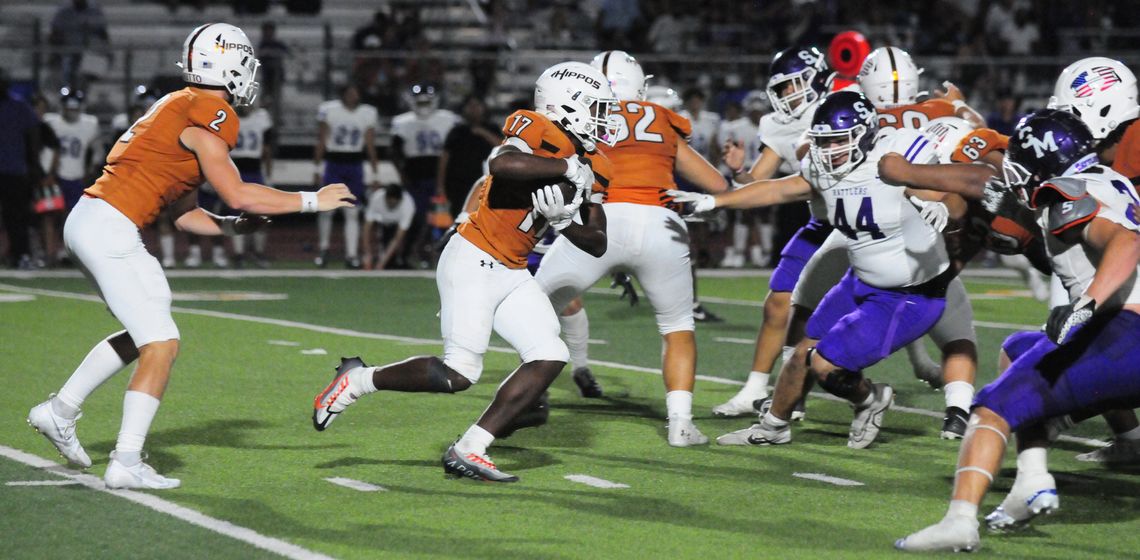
173,208 -> 225,236
880,156 -> 991,199
487,151 -> 568,180
715,177 -> 808,209
1085,224 -> 1140,305
380,231 -> 406,268
224,183 -> 309,215
361,221 -> 374,259
743,149 -> 781,183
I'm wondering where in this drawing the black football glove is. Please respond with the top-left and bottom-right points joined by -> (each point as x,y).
1046,295 -> 1095,344
610,272 -> 639,307
232,214 -> 271,235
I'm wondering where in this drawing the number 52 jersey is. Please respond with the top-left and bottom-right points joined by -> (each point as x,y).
802,127 -> 948,289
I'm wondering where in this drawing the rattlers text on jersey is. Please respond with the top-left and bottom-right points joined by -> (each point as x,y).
86,88 -> 238,228
459,110 -> 612,269
877,98 -> 956,130
602,100 -> 691,206
317,100 -> 378,154
44,112 -> 100,181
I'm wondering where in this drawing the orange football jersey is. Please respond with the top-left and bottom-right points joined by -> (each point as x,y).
877,99 -> 956,130
1111,119 -> 1140,183
601,100 -> 692,206
86,88 -> 239,228
950,128 -> 1008,164
459,110 -> 612,269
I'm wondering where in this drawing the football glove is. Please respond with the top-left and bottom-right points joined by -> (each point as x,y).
563,156 -> 596,194
910,196 -> 949,232
665,189 -> 716,215
532,185 -> 580,231
1046,295 -> 1095,344
221,214 -> 271,236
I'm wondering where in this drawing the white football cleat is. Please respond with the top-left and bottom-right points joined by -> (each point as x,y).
895,515 -> 980,553
716,418 -> 791,446
312,357 -> 368,431
104,453 -> 181,490
27,397 -> 91,468
712,390 -> 767,417
985,472 -> 1059,530
1075,438 -> 1140,464
848,383 -> 893,449
667,418 -> 709,447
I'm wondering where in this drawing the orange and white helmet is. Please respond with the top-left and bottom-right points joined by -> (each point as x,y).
1048,57 -> 1138,140
177,23 -> 260,106
857,46 -> 923,109
922,116 -> 974,163
590,50 -> 652,102
534,62 -> 619,152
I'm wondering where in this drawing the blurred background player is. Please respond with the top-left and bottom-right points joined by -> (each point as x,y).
230,101 -> 275,268
678,86 -> 723,322
314,84 -> 379,269
718,90 -> 772,269
362,184 -> 414,270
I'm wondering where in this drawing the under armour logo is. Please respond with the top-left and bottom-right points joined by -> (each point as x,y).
479,260 -> 495,269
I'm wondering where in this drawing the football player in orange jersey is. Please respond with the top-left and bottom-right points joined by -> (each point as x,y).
534,51 -> 728,446
857,46 -> 986,130
312,62 -> 615,482
26,23 -> 355,489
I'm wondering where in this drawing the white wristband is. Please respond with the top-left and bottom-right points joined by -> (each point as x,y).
951,99 -> 968,111
300,191 -> 319,213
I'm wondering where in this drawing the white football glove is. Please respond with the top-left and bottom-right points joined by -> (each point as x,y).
910,196 -> 949,232
532,185 -> 580,231
665,189 -> 717,214
563,156 -> 596,194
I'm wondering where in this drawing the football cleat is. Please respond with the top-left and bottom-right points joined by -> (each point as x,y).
667,418 -> 710,447
104,452 -> 181,490
314,250 -> 329,268
713,390 -> 767,417
312,357 -> 368,431
941,406 -> 969,440
748,396 -> 806,421
985,471 -> 1058,530
692,303 -> 724,323
27,397 -> 92,468
498,392 -> 550,439
790,398 -> 806,422
914,363 -> 943,389
571,367 -> 604,398
1075,438 -> 1140,464
716,417 -> 792,446
895,515 -> 980,553
346,257 -> 362,270
442,445 -> 518,483
848,383 -> 893,449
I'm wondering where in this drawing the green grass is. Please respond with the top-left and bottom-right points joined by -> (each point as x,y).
1,272 -> 1137,559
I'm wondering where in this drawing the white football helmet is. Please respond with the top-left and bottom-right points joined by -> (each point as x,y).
857,46 -> 924,109
590,50 -> 652,102
922,116 -> 974,163
1048,57 -> 1139,140
645,85 -> 682,111
534,62 -> 619,152
177,23 -> 260,107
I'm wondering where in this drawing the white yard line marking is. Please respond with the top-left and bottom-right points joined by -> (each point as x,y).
0,282 -> 1102,448
564,474 -> 629,489
173,291 -> 289,302
268,340 -> 301,347
0,293 -> 35,302
0,445 -> 335,560
714,337 -> 755,345
300,348 -> 328,355
793,472 -> 865,487
324,477 -> 386,492
6,479 -> 83,486
587,339 -> 608,345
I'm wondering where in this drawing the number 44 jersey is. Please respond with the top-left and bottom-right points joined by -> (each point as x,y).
802,127 -> 949,289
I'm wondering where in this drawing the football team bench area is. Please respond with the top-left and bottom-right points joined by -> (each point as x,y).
1,270 -> 1137,559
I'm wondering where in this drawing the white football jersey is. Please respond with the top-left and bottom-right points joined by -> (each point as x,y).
757,102 -> 817,176
365,189 -> 416,230
391,109 -> 459,159
111,112 -> 129,135
679,109 -> 720,160
232,108 -> 272,159
317,100 -> 379,153
1039,166 -> 1140,307
44,113 -> 100,181
718,117 -> 762,170
802,127 -> 948,288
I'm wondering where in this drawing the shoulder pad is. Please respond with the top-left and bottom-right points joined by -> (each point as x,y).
1031,176 -> 1088,208
1045,195 -> 1100,236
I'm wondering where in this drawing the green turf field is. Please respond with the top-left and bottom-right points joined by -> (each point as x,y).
1,270 -> 1138,559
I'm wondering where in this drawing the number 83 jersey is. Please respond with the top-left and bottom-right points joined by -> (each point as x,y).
803,127 -> 949,289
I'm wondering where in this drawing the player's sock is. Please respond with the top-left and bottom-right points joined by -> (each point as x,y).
114,391 -> 161,466
54,331 -> 132,418
740,371 -> 769,398
732,223 -> 748,252
1116,425 -> 1140,441
344,206 -> 361,259
253,230 -> 267,254
317,211 -> 333,251
348,366 -> 380,396
1016,447 -> 1048,476
947,499 -> 978,519
759,223 -> 774,255
762,411 -> 789,427
455,424 -> 495,457
159,234 -> 175,262
559,309 -> 590,372
232,234 -> 246,255
943,381 -> 974,412
666,390 -> 693,421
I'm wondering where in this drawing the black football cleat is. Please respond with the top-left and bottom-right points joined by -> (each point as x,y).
442,445 -> 519,483
940,406 -> 969,440
498,392 -> 550,439
312,356 -> 368,431
572,367 -> 604,398
692,303 -> 724,323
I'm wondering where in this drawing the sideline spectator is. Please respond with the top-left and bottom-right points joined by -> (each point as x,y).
0,71 -> 43,268
257,22 -> 291,109
363,184 -> 415,270
49,0 -> 109,88
987,89 -> 1022,136
438,96 -> 500,218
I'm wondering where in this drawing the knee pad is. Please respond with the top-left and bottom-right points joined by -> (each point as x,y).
108,330 -> 140,363
520,336 -> 569,365
810,348 -> 864,397
443,348 -> 484,384
427,357 -> 472,393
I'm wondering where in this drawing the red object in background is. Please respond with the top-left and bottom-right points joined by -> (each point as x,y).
829,31 -> 871,90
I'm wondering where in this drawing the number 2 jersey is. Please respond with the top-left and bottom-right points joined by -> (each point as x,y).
601,99 -> 691,206
459,110 -> 612,269
85,88 -> 238,228
802,127 -> 948,288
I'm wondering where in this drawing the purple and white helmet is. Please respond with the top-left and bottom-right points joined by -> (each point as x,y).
807,90 -> 880,177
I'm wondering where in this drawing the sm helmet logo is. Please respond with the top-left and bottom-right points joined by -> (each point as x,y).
853,101 -> 875,123
1018,127 -> 1059,158
797,49 -> 821,66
